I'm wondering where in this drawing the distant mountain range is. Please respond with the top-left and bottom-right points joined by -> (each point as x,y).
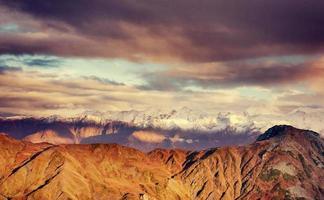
0,116 -> 258,152
0,107 -> 323,151
0,125 -> 323,199
42,106 -> 324,134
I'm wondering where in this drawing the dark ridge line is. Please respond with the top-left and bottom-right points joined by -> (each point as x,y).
26,169 -> 62,198
0,145 -> 55,186
8,146 -> 54,177
0,193 -> 10,200
196,180 -> 208,197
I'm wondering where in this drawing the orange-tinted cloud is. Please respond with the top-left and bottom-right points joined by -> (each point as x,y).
0,65 -> 267,116
1,55 -> 323,118
131,131 -> 166,143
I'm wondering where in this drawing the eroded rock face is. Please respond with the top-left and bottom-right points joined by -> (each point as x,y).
0,125 -> 323,200
176,126 -> 324,200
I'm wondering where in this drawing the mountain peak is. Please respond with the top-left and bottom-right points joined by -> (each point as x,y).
1,124 -> 323,199
256,125 -> 319,141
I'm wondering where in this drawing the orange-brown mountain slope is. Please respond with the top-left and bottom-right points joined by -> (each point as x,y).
0,125 -> 323,200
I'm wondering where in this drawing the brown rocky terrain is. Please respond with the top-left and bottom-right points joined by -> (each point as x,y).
0,125 -> 323,200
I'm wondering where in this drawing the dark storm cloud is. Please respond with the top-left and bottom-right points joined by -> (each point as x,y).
23,58 -> 62,68
0,96 -> 70,110
82,76 -> 125,86
0,66 -> 22,74
0,112 -> 18,117
0,0 -> 324,62
219,61 -> 323,86
140,59 -> 324,90
0,55 -> 63,68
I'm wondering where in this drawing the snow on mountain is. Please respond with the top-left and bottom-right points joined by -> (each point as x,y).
80,107 -> 257,134
80,106 -> 324,136
1,106 -> 323,137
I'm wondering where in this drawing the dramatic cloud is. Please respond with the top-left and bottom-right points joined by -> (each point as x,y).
0,1 -> 323,136
0,66 -> 255,116
0,0 -> 324,62
0,66 -> 22,74
141,57 -> 324,90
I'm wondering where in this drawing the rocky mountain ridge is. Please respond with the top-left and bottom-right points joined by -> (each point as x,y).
0,125 -> 323,200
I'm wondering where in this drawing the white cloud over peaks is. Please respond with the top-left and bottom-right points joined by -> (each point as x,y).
131,131 -> 166,143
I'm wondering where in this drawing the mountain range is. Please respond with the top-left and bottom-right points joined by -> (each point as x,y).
0,125 -> 323,199
1,107 -> 323,151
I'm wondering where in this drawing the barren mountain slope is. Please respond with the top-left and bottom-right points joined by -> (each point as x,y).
0,125 -> 323,200
174,125 -> 324,199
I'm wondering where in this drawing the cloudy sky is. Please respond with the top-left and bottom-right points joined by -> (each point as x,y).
0,0 -> 323,117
